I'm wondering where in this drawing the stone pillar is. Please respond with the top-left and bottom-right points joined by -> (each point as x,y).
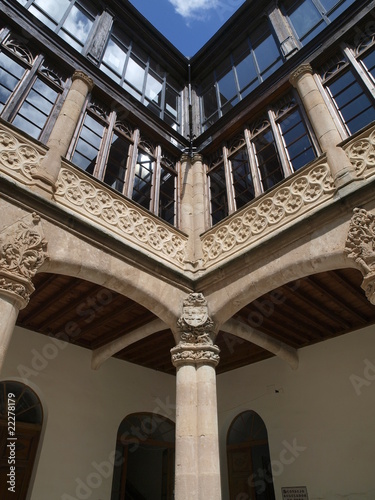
0,213 -> 48,372
179,153 -> 208,267
290,64 -> 355,187
345,208 -> 375,304
171,293 -> 221,500
39,71 -> 94,189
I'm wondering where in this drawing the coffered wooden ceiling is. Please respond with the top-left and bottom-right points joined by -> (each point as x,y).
16,268 -> 375,375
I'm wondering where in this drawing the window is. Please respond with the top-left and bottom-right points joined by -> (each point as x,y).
200,21 -> 283,130
227,411 -> 275,500
16,0 -> 97,53
111,413 -> 175,500
282,0 -> 356,45
318,23 -> 375,135
0,381 -> 43,499
0,32 -> 67,141
207,93 -> 317,225
100,27 -> 181,129
68,97 -> 178,224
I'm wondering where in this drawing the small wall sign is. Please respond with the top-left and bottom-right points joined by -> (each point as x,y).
281,486 -> 309,500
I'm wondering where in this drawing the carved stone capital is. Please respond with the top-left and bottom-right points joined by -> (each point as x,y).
0,213 -> 48,308
172,292 -> 220,367
345,208 -> 375,304
289,63 -> 313,87
171,343 -> 220,368
72,70 -> 94,91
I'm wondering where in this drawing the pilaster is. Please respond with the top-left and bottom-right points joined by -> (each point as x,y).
0,213 -> 48,371
171,293 -> 221,500
290,63 -> 355,188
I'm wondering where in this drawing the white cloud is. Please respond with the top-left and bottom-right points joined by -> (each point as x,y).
168,0 -> 219,19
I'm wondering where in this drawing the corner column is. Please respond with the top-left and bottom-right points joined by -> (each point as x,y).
179,153 -> 208,267
39,71 -> 94,189
0,213 -> 48,372
290,63 -> 355,187
171,293 -> 221,500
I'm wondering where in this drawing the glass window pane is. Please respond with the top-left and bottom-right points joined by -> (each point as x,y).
231,148 -> 255,209
253,33 -> 281,76
327,70 -> 375,134
72,114 -> 105,173
165,86 -> 178,118
202,87 -> 218,121
103,132 -> 130,193
12,78 -> 58,139
285,0 -> 323,41
253,129 -> 284,191
125,57 -> 145,92
361,49 -> 375,82
159,167 -> 175,224
102,39 -> 127,77
209,163 -> 228,225
133,152 -> 153,209
218,70 -> 237,106
145,72 -> 163,105
0,52 -> 26,112
236,53 -> 257,91
33,0 -> 70,24
62,5 -> 93,45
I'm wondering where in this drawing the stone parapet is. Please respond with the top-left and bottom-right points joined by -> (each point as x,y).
55,163 -> 188,270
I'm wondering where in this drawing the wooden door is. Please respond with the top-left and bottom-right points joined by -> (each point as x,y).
228,446 -> 254,500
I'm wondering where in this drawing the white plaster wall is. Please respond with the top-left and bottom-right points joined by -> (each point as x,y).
1,326 -> 176,500
217,325 -> 375,500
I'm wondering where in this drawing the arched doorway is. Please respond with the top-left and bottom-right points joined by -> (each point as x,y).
227,410 -> 275,500
111,412 -> 175,500
0,381 -> 43,500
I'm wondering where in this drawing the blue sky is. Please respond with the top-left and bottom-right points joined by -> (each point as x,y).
129,0 -> 245,58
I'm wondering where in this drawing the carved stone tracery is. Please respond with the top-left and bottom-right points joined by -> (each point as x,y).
345,208 -> 375,304
0,213 -> 48,308
171,293 -> 220,367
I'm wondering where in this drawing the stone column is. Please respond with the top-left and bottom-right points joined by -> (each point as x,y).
39,71 -> 94,189
179,153 -> 208,268
290,63 -> 355,187
171,293 -> 221,500
0,213 -> 48,372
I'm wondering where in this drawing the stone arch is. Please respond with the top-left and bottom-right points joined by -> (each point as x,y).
207,212 -> 359,325
36,216 -> 188,329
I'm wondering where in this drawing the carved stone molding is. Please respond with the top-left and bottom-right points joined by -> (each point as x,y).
55,165 -> 187,268
0,123 -> 46,185
172,293 -> 220,367
345,208 -> 375,304
171,343 -> 220,368
72,70 -> 94,91
202,160 -> 335,266
0,213 -> 48,308
289,63 -> 313,87
344,124 -> 375,179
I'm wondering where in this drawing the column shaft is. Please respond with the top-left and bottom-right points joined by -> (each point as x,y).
39,71 -> 94,187
197,363 -> 222,500
290,64 -> 354,186
174,363 -> 199,500
0,296 -> 20,372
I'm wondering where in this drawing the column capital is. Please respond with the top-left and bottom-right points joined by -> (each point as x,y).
289,63 -> 313,87
72,70 -> 94,91
171,292 -> 220,367
0,213 -> 48,308
191,153 -> 204,165
345,207 -> 375,304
